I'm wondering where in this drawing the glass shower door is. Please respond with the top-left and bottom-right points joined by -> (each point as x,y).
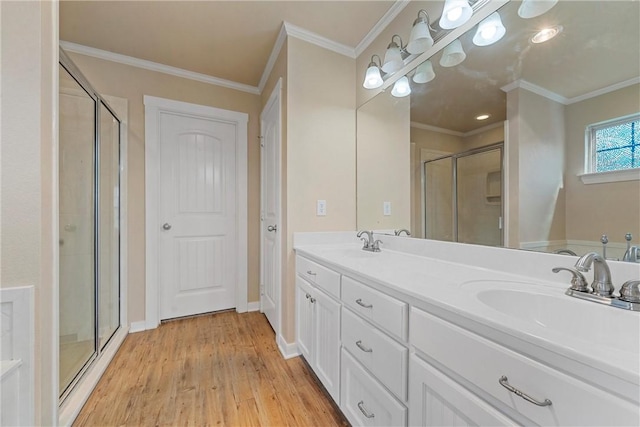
59,64 -> 97,396
98,101 -> 121,350
424,157 -> 454,241
456,148 -> 503,246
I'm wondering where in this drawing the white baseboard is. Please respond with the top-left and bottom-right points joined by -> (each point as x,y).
247,301 -> 260,312
277,334 -> 300,359
129,321 -> 147,333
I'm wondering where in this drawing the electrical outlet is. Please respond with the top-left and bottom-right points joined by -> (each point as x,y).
317,200 -> 327,216
383,201 -> 391,216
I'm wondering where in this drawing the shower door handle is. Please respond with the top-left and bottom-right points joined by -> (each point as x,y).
162,223 -> 172,231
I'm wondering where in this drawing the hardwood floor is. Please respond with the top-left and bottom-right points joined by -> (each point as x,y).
73,311 -> 348,426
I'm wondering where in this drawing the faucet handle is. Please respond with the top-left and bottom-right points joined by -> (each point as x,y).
619,280 -> 640,303
371,239 -> 383,252
552,267 -> 590,292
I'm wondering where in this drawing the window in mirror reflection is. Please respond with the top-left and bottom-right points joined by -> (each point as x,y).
589,114 -> 640,173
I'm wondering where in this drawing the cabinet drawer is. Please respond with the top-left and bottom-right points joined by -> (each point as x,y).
342,307 -> 408,401
410,307 -> 640,426
342,276 -> 408,341
341,348 -> 407,427
296,255 -> 341,299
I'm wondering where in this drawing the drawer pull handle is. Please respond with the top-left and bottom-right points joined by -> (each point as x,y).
355,340 -> 373,353
310,297 -> 316,303
499,376 -> 552,407
305,293 -> 311,299
306,270 -> 316,276
357,401 -> 375,419
355,298 -> 373,309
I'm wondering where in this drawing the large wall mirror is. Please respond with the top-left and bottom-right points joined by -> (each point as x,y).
356,0 -> 640,261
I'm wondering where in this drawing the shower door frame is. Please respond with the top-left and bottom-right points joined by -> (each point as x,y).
423,142 -> 505,246
58,48 -> 128,411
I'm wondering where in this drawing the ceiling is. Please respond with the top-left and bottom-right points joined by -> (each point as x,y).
60,0 -> 396,88
408,0 -> 640,133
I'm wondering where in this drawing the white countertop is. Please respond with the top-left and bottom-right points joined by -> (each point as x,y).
294,240 -> 640,402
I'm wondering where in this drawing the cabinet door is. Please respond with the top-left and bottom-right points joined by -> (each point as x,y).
295,276 -> 314,361
312,287 -> 341,403
409,355 -> 516,427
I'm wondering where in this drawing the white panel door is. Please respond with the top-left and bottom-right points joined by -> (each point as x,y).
159,112 -> 236,320
260,89 -> 281,332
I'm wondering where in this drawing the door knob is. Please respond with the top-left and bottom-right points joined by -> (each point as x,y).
162,223 -> 172,230
267,225 -> 277,232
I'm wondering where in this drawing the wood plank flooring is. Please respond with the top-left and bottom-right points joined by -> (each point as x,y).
73,311 -> 349,426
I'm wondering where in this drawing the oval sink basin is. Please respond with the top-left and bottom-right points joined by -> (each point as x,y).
464,282 -> 639,354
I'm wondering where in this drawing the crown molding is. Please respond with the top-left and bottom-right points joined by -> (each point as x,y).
258,24 -> 288,93
355,0 -> 411,58
501,79 -> 568,104
283,21 -> 356,58
258,21 -> 357,93
567,76 -> 640,105
60,40 -> 261,95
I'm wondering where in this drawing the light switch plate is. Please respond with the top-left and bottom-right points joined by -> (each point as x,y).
383,201 -> 391,216
317,200 -> 327,216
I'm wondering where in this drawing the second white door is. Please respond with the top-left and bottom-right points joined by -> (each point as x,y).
159,112 -> 237,320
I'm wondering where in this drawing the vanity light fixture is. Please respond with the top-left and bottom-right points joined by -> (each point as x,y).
476,114 -> 490,120
362,55 -> 385,89
439,0 -> 473,29
518,0 -> 558,19
391,76 -> 412,97
382,35 -> 406,74
407,10 -> 436,54
531,25 -> 563,44
473,12 -> 506,46
440,39 -> 466,67
413,60 -> 436,84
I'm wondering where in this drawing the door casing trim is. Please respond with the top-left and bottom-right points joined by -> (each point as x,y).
144,95 -> 248,329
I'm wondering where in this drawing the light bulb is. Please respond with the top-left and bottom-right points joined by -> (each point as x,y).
473,13 -> 506,47
481,25 -> 497,40
447,6 -> 463,22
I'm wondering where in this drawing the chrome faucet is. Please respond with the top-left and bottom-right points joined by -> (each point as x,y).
554,248 -> 577,256
394,229 -> 411,236
623,246 -> 639,262
574,252 -> 614,297
356,230 -> 382,252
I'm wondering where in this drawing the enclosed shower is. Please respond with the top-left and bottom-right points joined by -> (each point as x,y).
58,49 -> 121,401
423,144 -> 503,247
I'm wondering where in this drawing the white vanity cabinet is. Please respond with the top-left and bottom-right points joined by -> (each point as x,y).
410,307 -> 640,427
295,256 -> 341,403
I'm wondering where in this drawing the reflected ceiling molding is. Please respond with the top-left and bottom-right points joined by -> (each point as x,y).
464,121 -> 504,137
59,40 -> 261,95
355,0 -> 412,57
411,120 -> 503,138
411,121 -> 464,137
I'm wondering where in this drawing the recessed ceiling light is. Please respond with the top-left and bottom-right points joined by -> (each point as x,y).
531,25 -> 563,44
476,114 -> 490,121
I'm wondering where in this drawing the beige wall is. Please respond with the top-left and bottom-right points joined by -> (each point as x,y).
357,91 -> 411,231
1,0 -> 58,423
283,38 -> 356,341
506,87 -> 566,246
565,84 -> 640,245
67,52 -> 263,322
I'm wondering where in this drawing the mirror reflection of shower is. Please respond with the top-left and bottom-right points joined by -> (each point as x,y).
423,144 -> 503,247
